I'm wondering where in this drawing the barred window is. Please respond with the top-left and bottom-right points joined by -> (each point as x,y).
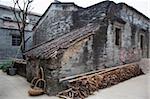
12,35 -> 21,46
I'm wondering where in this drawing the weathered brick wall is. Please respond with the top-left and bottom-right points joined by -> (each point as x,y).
106,22 -> 141,67
60,36 -> 93,78
117,4 -> 150,58
26,59 -> 40,82
31,24 -> 102,80
33,3 -> 79,45
118,4 -> 149,30
72,1 -> 112,29
32,1 -> 114,46
104,2 -> 150,66
33,11 -> 74,45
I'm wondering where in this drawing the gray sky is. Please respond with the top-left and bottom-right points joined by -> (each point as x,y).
0,0 -> 149,18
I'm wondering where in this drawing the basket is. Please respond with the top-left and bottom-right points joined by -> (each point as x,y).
28,87 -> 44,96
28,79 -> 46,96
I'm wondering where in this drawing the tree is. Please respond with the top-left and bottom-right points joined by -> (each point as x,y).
12,0 -> 33,59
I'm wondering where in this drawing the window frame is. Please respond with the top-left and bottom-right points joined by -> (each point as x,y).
113,22 -> 124,48
12,35 -> 21,46
139,34 -> 144,49
115,27 -> 121,46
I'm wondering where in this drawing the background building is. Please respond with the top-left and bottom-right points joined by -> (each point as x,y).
0,4 -> 41,60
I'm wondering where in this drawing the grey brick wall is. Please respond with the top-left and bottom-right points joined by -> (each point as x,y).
0,29 -> 33,59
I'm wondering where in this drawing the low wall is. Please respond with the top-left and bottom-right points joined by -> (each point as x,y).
13,59 -> 27,77
14,63 -> 26,77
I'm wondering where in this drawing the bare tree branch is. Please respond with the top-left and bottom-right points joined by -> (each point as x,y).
11,0 -> 34,59
16,0 -> 23,12
12,0 -> 22,33
18,11 -> 23,21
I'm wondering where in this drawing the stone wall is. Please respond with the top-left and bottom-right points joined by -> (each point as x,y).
60,36 -> 93,78
32,1 -> 116,46
72,1 -> 110,28
106,21 -> 141,67
26,58 -> 40,82
33,10 -> 74,45
33,3 -> 79,45
103,2 -> 150,66
54,26 -> 107,78
118,4 -> 149,30
117,3 -> 150,58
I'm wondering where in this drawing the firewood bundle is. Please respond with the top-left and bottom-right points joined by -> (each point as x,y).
58,64 -> 143,99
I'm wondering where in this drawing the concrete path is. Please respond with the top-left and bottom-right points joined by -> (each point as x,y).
0,70 -> 59,99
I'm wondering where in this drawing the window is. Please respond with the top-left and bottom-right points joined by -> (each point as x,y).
12,35 -> 21,46
140,35 -> 144,49
115,28 -> 121,46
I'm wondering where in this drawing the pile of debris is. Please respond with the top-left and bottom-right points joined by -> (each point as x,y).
58,64 -> 143,99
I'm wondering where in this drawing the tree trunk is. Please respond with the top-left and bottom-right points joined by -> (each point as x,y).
20,30 -> 26,60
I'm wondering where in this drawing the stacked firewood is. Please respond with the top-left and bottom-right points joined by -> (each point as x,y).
58,64 -> 143,99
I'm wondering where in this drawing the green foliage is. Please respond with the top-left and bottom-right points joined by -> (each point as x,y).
0,60 -> 13,72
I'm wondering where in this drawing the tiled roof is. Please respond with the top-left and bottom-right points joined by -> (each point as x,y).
26,24 -> 100,59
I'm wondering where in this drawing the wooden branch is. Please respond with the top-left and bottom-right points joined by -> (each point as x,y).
58,64 -> 143,99
23,0 -> 27,11
16,0 -> 23,12
25,36 -> 31,43
59,69 -> 105,82
18,11 -> 23,22
11,2 -> 22,33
